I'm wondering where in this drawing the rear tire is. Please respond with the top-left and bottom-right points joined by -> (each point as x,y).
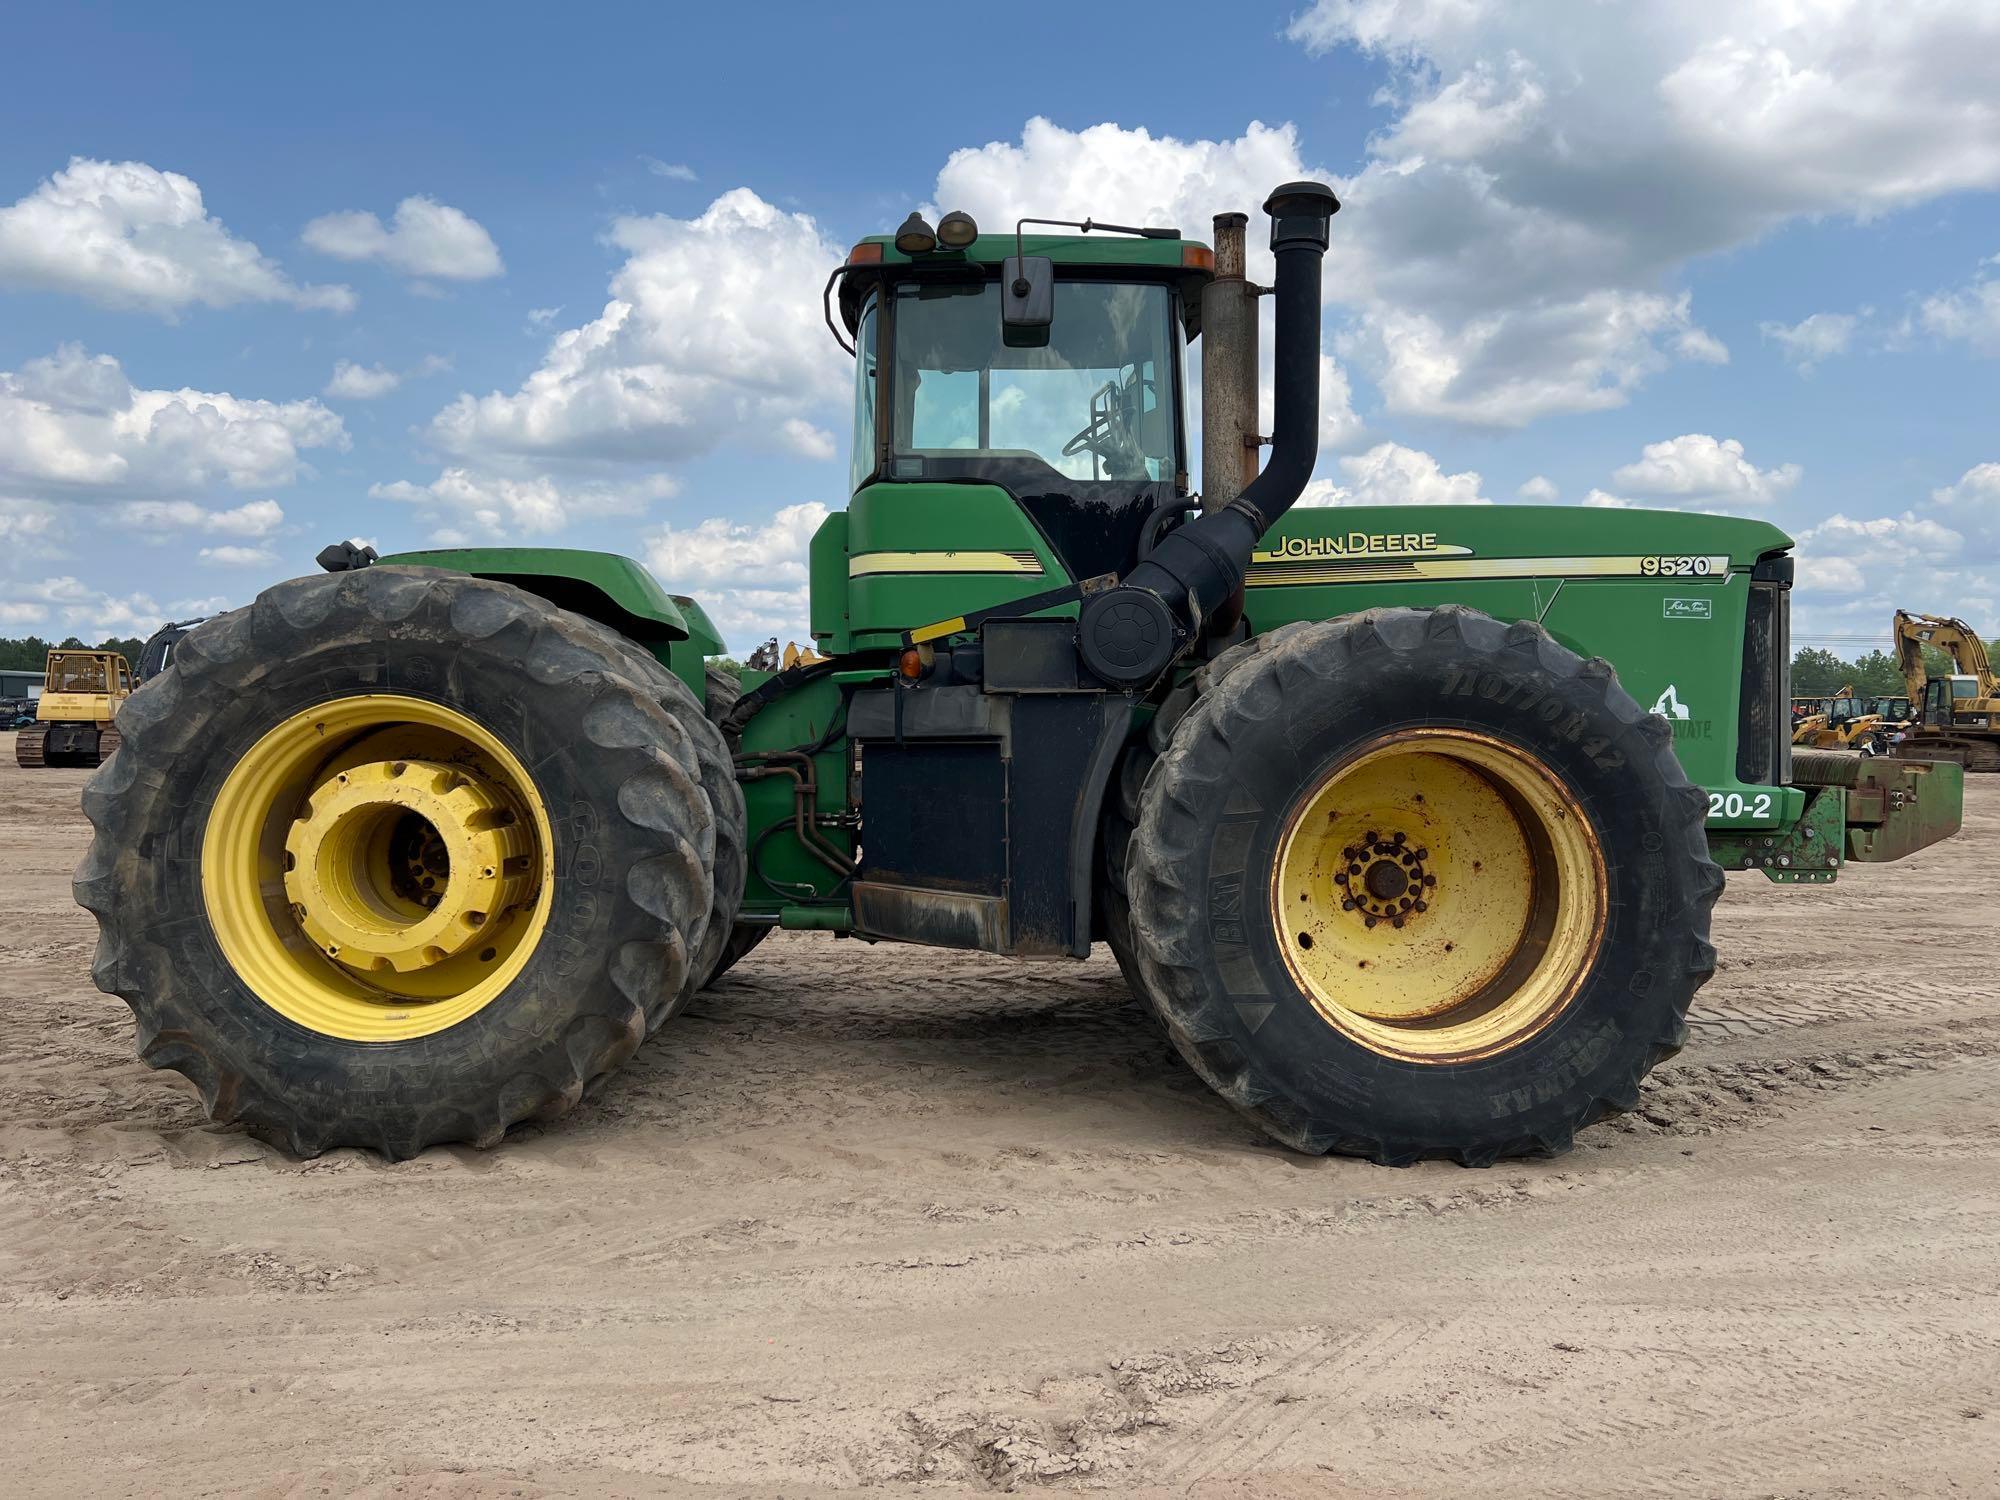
74,567 -> 716,1159
566,640 -> 747,1029
1122,606 -> 1722,1165
696,662 -> 770,984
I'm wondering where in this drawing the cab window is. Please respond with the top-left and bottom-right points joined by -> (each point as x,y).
888,280 -> 1177,484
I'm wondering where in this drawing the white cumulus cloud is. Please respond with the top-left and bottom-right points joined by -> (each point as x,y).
1297,442 -> 1490,507
0,574 -> 233,639
302,195 -> 504,281
1761,311 -> 1860,372
0,157 -> 353,317
1610,434 -> 1801,509
322,354 -> 450,401
1919,265 -> 2000,355
1282,0 -> 2000,424
422,189 -> 845,473
641,502 -> 830,650
0,345 -> 347,498
369,467 -> 670,538
197,544 -> 278,566
324,360 -> 402,400
1788,462 -> 2000,642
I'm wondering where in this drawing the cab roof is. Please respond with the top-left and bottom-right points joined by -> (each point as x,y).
835,232 -> 1214,339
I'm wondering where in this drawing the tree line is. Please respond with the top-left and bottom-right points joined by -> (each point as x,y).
1791,641 -> 1997,697
0,635 -> 149,672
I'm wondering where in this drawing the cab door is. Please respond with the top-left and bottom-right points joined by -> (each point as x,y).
1924,678 -> 1952,727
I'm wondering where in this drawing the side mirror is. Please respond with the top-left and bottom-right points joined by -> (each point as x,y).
1002,255 -> 1053,347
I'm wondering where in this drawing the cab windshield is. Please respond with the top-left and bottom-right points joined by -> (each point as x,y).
869,279 -> 1179,489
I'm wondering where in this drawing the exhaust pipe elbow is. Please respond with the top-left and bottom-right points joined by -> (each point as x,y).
1236,181 -> 1340,532
1080,182 -> 1339,687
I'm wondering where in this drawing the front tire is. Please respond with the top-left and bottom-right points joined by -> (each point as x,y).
1122,606 -> 1722,1165
74,568 -> 716,1158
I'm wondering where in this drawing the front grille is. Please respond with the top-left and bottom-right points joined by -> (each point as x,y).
1737,555 -> 1792,785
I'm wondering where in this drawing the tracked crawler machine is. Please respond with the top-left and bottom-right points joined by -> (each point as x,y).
77,185 -> 1963,1163
18,649 -> 133,768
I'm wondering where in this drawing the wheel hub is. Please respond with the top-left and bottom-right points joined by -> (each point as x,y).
1335,832 -> 1434,928
283,758 -> 535,976
1269,731 -> 1606,1063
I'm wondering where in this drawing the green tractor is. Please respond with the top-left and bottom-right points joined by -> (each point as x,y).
77,183 -> 1962,1163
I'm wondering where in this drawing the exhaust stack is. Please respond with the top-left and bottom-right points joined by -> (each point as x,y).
1078,181 -> 1339,688
1201,212 -> 1259,512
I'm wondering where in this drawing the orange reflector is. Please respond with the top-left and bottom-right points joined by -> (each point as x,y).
1182,244 -> 1215,271
898,649 -> 923,679
847,242 -> 884,265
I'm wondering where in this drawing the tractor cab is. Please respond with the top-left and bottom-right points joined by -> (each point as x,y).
832,220 -> 1210,586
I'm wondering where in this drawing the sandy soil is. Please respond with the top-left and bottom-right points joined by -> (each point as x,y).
3,737 -> 1998,1498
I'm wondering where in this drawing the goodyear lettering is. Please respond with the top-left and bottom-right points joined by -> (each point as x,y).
1438,667 -> 1626,772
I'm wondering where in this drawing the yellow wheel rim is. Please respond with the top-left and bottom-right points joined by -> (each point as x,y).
1271,730 -> 1605,1063
200,696 -> 555,1042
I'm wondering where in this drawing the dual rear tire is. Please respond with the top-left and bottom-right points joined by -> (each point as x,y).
75,568 -> 743,1158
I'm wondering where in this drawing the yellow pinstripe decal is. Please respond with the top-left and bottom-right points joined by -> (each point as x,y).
850,550 -> 1044,577
1244,554 -> 1732,587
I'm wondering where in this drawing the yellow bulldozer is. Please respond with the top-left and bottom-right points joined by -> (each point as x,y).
15,649 -> 133,768
1894,610 -> 2000,772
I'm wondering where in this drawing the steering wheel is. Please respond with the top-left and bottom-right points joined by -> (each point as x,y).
1062,373 -> 1158,478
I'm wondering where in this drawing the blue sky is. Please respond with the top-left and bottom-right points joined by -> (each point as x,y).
2,1 -> 1996,653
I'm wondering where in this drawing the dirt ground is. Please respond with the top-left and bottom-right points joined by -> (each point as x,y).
3,741 -> 1998,1499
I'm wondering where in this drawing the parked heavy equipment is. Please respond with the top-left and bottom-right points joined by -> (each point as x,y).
1894,610 -> 2000,771
17,649 -> 133,768
1790,683 -> 1852,743
75,184 -> 1964,1164
1793,689 -> 1913,757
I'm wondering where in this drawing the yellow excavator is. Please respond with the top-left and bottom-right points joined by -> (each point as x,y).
15,648 -> 134,768
1894,610 -> 2000,772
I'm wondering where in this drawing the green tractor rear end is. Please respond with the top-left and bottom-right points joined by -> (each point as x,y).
77,183 -> 1963,1163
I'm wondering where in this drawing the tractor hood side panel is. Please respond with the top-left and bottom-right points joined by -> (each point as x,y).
1243,503 -> 1804,837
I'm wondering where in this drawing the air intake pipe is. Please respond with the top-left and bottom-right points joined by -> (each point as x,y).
1077,181 -> 1339,688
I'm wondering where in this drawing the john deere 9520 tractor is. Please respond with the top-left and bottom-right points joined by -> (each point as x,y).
77,182 -> 1963,1163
